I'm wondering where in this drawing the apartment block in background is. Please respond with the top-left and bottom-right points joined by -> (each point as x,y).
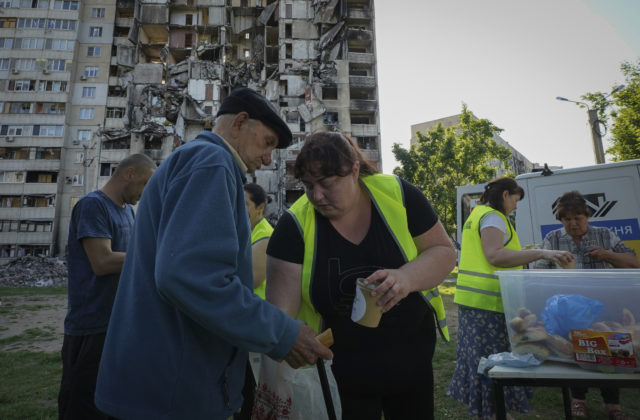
0,0 -> 382,262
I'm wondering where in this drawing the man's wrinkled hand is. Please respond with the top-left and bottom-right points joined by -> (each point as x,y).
283,324 -> 333,369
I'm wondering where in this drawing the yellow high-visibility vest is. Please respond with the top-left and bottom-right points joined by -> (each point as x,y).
454,204 -> 522,313
288,174 -> 450,341
251,217 -> 273,299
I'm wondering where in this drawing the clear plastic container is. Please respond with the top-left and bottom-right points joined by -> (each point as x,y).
495,269 -> 640,373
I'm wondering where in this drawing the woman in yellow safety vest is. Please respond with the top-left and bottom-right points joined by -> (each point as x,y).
265,132 -> 457,420
447,177 -> 573,419
244,182 -> 274,299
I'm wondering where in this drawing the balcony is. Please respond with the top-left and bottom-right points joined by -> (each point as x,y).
361,149 -> 379,162
346,28 -> 373,42
0,160 -> 60,172
347,8 -> 372,20
350,99 -> 377,112
347,52 -> 375,63
351,124 -> 378,137
107,97 -> 128,108
0,207 -> 55,220
1,183 -> 57,195
349,75 -> 376,88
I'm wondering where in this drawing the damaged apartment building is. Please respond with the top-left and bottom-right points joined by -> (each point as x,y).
0,0 -> 381,262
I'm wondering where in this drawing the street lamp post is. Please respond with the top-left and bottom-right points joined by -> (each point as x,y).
556,84 -> 624,165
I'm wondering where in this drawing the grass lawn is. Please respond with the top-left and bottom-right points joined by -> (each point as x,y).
0,285 -> 638,419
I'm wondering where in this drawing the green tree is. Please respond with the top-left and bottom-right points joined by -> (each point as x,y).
581,59 -> 640,161
392,104 -> 512,240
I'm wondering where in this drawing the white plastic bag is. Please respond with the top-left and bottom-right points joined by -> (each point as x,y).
251,355 -> 341,420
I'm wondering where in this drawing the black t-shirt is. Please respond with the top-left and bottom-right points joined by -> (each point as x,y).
267,178 -> 440,393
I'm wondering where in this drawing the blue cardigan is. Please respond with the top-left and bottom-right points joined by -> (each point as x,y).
96,132 -> 300,420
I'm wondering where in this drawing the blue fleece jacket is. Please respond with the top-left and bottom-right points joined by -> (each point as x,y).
95,132 -> 301,420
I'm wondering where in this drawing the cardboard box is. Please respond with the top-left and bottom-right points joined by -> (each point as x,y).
496,269 -> 640,372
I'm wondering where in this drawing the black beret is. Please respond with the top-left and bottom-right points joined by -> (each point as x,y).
216,88 -> 292,149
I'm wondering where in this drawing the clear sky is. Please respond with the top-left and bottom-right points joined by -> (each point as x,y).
374,0 -> 640,174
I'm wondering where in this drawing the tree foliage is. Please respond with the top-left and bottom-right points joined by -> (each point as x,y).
581,59 -> 640,161
392,104 -> 512,240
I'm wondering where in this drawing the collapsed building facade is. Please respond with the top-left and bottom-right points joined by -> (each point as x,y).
0,0 -> 382,262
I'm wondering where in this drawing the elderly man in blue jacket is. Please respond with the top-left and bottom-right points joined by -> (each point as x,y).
95,88 -> 333,420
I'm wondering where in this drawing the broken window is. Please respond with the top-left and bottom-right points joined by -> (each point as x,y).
356,137 -> 377,150
106,107 -> 125,118
323,86 -> 338,100
323,112 -> 338,126
100,162 -> 117,176
144,136 -> 162,150
185,14 -> 193,25
185,33 -> 193,47
285,43 -> 292,59
285,23 -> 292,38
102,138 -> 131,150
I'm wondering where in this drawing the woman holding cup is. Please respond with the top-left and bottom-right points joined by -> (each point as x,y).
265,131 -> 456,420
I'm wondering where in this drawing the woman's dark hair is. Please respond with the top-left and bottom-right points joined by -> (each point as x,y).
556,190 -> 591,220
244,183 -> 270,207
478,177 -> 525,214
294,131 -> 378,179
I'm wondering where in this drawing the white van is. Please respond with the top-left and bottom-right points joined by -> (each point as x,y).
456,159 -> 640,255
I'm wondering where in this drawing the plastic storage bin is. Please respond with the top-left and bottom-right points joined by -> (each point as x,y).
496,269 -> 640,373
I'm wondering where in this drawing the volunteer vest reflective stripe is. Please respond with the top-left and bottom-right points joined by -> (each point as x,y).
251,218 -> 273,299
454,205 -> 522,313
288,174 -> 450,341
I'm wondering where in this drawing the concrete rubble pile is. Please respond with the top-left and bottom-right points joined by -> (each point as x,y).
0,256 -> 68,288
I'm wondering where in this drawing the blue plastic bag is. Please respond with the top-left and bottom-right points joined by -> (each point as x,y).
541,294 -> 604,337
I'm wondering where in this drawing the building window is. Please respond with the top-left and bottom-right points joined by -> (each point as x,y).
37,125 -> 63,137
45,39 -> 74,51
285,43 -> 292,59
9,103 -> 32,114
106,107 -> 125,118
0,58 -> 9,70
77,129 -> 91,141
244,49 -> 250,59
91,7 -> 105,18
185,14 -> 192,25
14,58 -> 35,70
18,38 -> 44,49
87,46 -> 101,56
89,26 -> 102,37
53,0 -> 77,9
46,59 -> 66,71
40,103 -> 65,114
82,87 -> 96,97
18,18 -> 45,28
20,0 -> 49,8
79,108 -> 94,119
0,17 -> 17,28
8,80 -> 33,91
72,174 -> 83,186
0,38 -> 14,48
38,80 -> 67,92
47,19 -> 76,30
84,66 -> 99,77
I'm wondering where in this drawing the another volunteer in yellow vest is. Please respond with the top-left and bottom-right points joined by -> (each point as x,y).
266,132 -> 456,420
447,177 -> 573,419
244,182 -> 273,299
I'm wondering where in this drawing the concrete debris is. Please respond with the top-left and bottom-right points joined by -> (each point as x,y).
0,256 -> 68,288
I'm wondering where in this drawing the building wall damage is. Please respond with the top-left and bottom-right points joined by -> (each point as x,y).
0,0 -> 382,262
